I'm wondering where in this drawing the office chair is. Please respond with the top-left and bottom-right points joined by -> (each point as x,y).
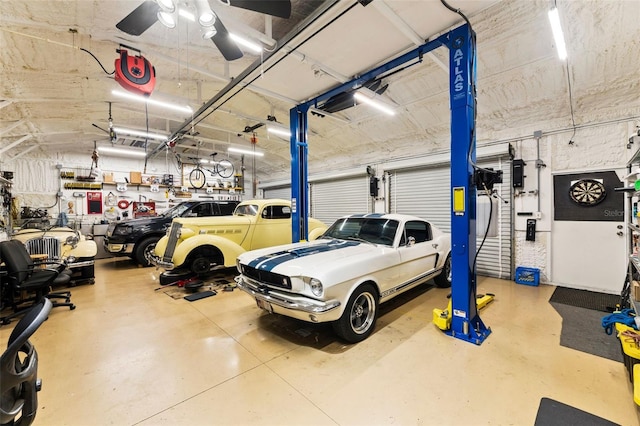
0,298 -> 52,426
1,297 -> 52,426
0,240 -> 75,325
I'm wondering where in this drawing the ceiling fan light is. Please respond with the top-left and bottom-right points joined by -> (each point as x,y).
156,0 -> 175,13
202,27 -> 218,39
157,11 -> 176,29
199,10 -> 216,27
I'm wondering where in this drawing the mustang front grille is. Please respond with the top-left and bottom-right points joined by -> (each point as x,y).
24,237 -> 62,260
162,222 -> 182,263
242,265 -> 291,290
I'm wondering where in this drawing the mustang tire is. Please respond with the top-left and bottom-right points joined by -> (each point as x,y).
434,253 -> 452,288
332,283 -> 378,343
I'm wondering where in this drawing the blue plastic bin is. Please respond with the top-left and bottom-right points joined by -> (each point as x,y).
515,266 -> 540,286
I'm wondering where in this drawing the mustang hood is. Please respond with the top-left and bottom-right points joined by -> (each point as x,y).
244,239 -> 376,275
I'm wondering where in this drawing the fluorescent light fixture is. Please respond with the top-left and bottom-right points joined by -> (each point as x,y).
97,146 -> 147,158
178,8 -> 195,22
548,8 -> 567,60
229,33 -> 263,53
353,92 -> 396,116
228,147 -> 264,157
112,127 -> 168,141
267,126 -> 291,138
111,90 -> 193,114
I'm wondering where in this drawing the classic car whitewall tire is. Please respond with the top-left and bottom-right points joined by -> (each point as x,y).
332,283 -> 379,343
433,254 -> 452,288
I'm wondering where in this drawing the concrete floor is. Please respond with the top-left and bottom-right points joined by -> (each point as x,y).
2,257 -> 639,426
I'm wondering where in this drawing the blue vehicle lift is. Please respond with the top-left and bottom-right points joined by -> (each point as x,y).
288,23 -> 490,345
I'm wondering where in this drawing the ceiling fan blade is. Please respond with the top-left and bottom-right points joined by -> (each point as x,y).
116,1 -> 160,36
210,19 -> 243,61
225,0 -> 292,19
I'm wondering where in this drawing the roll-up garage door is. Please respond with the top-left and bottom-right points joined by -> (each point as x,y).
311,175 -> 371,225
389,158 -> 512,279
263,186 -> 291,200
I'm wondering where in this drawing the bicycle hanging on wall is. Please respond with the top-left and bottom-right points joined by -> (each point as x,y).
188,152 -> 234,189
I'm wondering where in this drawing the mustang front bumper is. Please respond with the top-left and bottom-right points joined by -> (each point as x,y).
235,275 -> 342,323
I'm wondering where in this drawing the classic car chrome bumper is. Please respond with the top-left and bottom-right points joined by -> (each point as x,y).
147,252 -> 175,270
235,275 -> 342,323
67,259 -> 94,269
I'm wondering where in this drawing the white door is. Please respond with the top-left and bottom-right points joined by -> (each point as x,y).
551,171 -> 626,294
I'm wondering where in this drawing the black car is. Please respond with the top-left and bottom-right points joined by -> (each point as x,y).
104,200 -> 239,266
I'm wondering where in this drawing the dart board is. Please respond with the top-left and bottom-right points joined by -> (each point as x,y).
568,179 -> 606,206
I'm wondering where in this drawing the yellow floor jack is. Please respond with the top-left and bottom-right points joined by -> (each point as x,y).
433,293 -> 495,331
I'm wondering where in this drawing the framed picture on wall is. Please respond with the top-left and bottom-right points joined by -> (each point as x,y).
87,191 -> 102,214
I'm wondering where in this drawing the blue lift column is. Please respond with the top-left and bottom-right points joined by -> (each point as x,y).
287,23 -> 489,344
290,104 -> 310,242
448,24 -> 491,344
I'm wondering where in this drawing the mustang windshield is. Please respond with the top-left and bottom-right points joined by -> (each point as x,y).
322,217 -> 399,246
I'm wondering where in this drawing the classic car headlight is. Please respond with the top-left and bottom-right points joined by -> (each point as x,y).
114,226 -> 134,235
309,278 -> 323,297
65,235 -> 79,247
177,228 -> 196,239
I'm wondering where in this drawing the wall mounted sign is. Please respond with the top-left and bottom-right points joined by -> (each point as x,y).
87,191 -> 103,214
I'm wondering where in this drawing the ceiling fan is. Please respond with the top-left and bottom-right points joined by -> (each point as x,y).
116,0 -> 292,61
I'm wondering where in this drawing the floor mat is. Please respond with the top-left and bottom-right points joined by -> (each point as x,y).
550,302 -> 623,362
534,397 -> 619,426
549,286 -> 621,313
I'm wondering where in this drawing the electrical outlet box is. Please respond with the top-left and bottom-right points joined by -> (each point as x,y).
533,211 -> 542,219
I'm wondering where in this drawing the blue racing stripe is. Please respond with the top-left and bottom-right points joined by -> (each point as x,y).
247,239 -> 359,271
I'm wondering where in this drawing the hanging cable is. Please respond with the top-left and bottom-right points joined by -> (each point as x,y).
143,102 -> 149,173
565,60 -> 577,144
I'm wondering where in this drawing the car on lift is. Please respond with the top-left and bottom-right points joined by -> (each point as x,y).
235,213 -> 452,343
147,199 -> 328,283
12,226 -> 98,284
104,199 -> 239,266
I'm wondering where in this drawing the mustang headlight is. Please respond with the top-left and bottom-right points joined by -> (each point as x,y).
309,278 -> 323,297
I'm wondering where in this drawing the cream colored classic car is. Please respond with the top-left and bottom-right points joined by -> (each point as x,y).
148,199 -> 328,276
12,226 -> 97,284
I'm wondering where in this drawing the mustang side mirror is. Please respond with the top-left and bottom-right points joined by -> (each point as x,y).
407,236 -> 416,247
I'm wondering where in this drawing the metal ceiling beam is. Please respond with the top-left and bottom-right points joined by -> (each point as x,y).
6,145 -> 39,161
0,120 -> 25,136
0,134 -> 31,154
373,0 -> 448,74
0,100 -> 14,110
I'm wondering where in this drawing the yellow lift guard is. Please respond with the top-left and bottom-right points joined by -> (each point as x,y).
433,293 -> 495,331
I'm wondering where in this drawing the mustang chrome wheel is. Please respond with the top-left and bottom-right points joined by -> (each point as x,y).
333,283 -> 378,343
